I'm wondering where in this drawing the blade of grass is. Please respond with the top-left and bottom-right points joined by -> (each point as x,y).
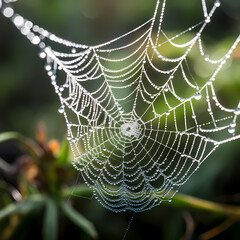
199,217 -> 237,240
164,192 -> 240,218
60,201 -> 97,239
43,197 -> 58,240
0,157 -> 11,172
0,195 -> 45,220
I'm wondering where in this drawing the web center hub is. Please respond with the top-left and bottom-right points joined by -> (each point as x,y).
120,121 -> 141,139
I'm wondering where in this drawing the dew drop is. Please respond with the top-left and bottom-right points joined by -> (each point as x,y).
230,122 -> 236,128
32,25 -> 39,32
25,21 -> 33,29
32,35 -> 40,45
51,75 -> 56,81
215,1 -> 221,7
194,92 -> 202,100
48,71 -> 53,77
205,17 -> 211,23
49,34 -> 56,41
13,15 -> 24,27
39,42 -> 46,49
3,7 -> 14,18
59,86 -> 64,92
228,127 -> 235,134
71,48 -> 76,53
85,49 -> 91,55
207,80 -> 212,85
39,51 -> 46,59
164,87 -> 169,92
58,105 -> 64,114
45,64 -> 51,71
234,107 -> 240,115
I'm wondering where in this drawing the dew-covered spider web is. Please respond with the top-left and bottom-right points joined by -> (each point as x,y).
1,0 -> 240,212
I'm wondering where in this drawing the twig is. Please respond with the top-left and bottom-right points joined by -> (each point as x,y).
181,211 -> 194,240
199,217 -> 237,240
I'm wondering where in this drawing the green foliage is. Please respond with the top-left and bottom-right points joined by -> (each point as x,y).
0,126 -> 240,239
61,201 -> 98,239
0,1 -> 240,239
43,197 -> 58,240
57,138 -> 70,165
0,129 -> 97,240
0,196 -> 44,219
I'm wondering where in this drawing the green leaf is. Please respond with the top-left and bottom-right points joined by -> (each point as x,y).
0,132 -> 21,143
0,196 -> 44,220
57,137 -> 69,164
0,157 -> 11,172
0,132 -> 39,158
60,201 -> 97,239
0,179 -> 13,205
43,197 -> 58,240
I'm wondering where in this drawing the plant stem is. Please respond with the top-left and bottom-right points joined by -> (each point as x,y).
164,192 -> 240,218
63,185 -> 240,218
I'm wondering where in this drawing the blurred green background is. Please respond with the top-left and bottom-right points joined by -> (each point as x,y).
0,0 -> 240,239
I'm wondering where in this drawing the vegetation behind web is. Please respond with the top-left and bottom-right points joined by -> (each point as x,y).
0,0 -> 240,239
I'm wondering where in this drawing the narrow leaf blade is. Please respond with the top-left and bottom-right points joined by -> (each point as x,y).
43,197 -> 58,240
0,197 -> 44,220
61,201 -> 97,239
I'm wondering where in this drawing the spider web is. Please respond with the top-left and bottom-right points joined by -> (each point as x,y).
1,0 -> 240,212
